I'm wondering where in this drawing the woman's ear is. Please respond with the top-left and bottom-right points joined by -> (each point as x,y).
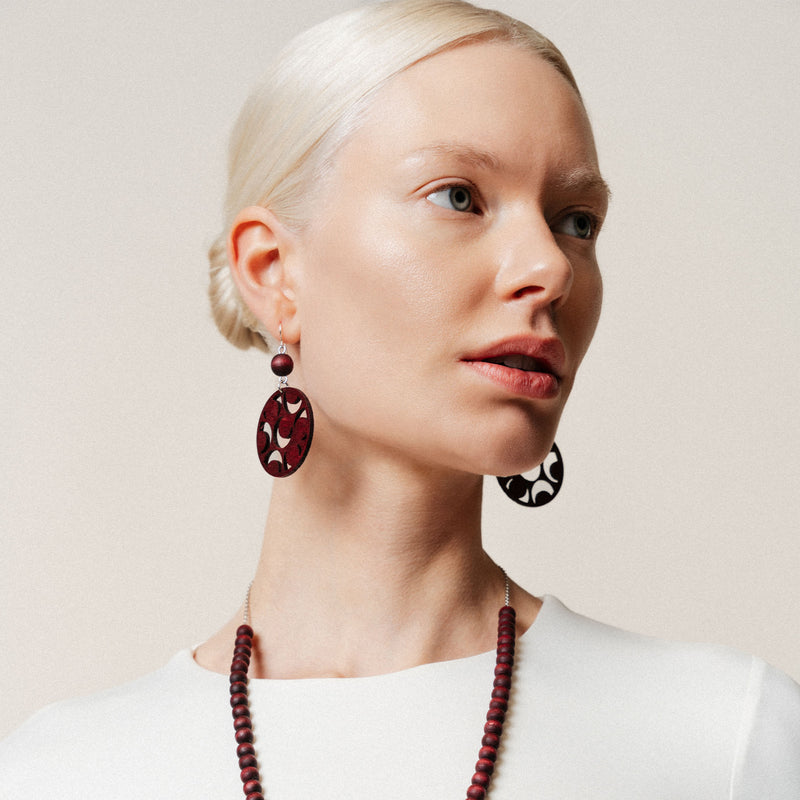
227,206 -> 300,342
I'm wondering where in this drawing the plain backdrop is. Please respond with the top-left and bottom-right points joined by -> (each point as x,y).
1,0 -> 798,738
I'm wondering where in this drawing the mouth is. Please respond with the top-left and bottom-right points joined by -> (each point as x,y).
461,337 -> 566,400
462,336 -> 565,377
480,354 -> 555,374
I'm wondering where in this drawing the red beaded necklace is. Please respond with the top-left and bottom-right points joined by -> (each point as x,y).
230,574 -> 516,800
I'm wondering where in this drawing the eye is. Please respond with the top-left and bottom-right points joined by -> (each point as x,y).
553,211 -> 596,240
426,185 -> 476,213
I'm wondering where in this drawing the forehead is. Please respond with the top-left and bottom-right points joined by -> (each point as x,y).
345,41 -> 599,181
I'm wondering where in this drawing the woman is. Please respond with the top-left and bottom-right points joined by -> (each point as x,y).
2,0 -> 798,796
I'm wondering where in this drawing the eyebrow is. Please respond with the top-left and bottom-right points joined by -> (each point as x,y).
405,143 -> 502,171
406,143 -> 611,204
554,167 -> 612,205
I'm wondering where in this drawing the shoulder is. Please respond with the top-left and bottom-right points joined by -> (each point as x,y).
0,650 -> 237,799
535,595 -> 760,681
729,656 -> 800,795
510,596 -> 800,797
534,595 -> 800,714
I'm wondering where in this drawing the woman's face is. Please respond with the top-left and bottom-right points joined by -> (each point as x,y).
287,41 -> 607,477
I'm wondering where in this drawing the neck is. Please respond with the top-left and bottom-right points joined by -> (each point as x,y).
195,451 -> 541,678
247,460 -> 500,678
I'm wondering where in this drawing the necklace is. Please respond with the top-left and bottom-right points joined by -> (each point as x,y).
230,571 -> 516,800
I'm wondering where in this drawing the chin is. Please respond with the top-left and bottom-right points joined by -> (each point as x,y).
477,436 -> 557,479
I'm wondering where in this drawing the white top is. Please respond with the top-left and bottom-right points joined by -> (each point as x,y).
1,596 -> 799,798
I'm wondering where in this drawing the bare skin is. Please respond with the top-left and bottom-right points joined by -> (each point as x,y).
195,42 -> 606,679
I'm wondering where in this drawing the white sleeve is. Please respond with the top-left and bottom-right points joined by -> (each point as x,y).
730,657 -> 800,798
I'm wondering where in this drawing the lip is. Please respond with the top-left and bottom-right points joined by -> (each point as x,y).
461,336 -> 566,400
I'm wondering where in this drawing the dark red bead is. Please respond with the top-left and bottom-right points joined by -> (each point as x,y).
234,715 -> 252,731
494,663 -> 511,676
243,780 -> 263,794
490,698 -> 508,712
498,620 -> 515,631
497,654 -> 514,665
479,746 -> 497,762
486,708 -> 505,723
484,720 -> 503,736
237,743 -> 255,758
235,727 -> 254,744
231,660 -> 250,675
240,767 -> 259,783
231,693 -> 248,708
467,785 -> 487,799
500,605 -> 516,617
481,733 -> 499,748
245,794 -> 265,800
491,687 -> 509,701
497,645 -> 514,657
475,758 -> 495,776
237,624 -> 254,638
271,352 -> 294,376
232,704 -> 250,719
230,682 -> 247,696
230,671 -> 248,684
471,771 -> 490,788
235,635 -> 253,648
239,754 -> 258,769
493,674 -> 511,689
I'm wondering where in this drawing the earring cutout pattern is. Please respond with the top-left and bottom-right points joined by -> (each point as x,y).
256,340 -> 314,477
497,442 -> 563,507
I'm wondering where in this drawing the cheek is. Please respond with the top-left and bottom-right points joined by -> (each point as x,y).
301,213 -> 450,346
295,215 -> 449,398
589,268 -> 603,332
566,265 -> 603,360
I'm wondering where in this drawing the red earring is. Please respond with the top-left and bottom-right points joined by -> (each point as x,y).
255,328 -> 314,477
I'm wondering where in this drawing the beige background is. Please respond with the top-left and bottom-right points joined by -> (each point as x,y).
1,0 -> 798,738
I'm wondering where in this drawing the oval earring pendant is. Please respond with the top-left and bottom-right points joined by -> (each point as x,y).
256,386 -> 314,477
497,442 -> 564,507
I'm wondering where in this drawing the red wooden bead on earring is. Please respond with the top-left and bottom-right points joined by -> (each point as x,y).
271,353 -> 293,377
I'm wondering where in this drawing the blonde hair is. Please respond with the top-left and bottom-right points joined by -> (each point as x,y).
208,0 -> 580,351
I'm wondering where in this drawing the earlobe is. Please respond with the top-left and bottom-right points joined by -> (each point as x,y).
227,206 -> 300,341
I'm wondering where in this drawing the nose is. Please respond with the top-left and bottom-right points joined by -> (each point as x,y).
493,215 -> 573,311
